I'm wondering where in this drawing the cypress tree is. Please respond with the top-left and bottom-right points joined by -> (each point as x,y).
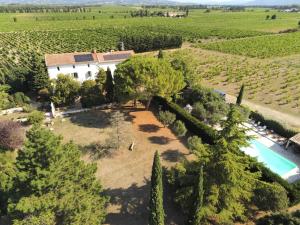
158,49 -> 164,59
189,166 -> 204,225
236,84 -> 244,105
29,53 -> 49,93
105,67 -> 114,102
149,151 -> 165,225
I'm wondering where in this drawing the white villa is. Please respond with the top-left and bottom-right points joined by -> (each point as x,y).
45,50 -> 134,82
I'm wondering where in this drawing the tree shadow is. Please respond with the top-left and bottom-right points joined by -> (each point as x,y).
148,136 -> 172,145
69,110 -> 111,128
161,149 -> 187,162
139,124 -> 161,133
104,179 -> 150,225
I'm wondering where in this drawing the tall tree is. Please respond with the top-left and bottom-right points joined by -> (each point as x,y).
149,151 -> 165,225
9,126 -> 107,224
236,84 -> 244,106
105,67 -> 114,102
189,166 -> 204,225
158,49 -> 164,59
114,56 -> 185,109
29,53 -> 49,93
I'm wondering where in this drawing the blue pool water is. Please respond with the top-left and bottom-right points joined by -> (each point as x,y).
242,140 -> 297,177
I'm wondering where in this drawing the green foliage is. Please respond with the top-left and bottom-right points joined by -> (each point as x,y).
158,110 -> 176,127
153,96 -> 217,145
253,182 -> 289,211
28,53 -> 49,93
27,110 -> 44,125
149,151 -> 165,225
187,136 -> 210,164
236,84 -> 244,105
172,120 -> 187,137
0,152 -> 16,215
120,34 -> 182,52
105,67 -> 114,102
8,126 -> 107,224
188,166 -> 204,225
11,92 -> 30,106
250,111 -> 297,138
186,86 -> 229,125
256,211 -> 300,225
80,80 -> 105,108
6,67 -> 30,93
0,85 -> 12,110
50,74 -> 81,106
114,56 -> 185,108
158,49 -> 164,59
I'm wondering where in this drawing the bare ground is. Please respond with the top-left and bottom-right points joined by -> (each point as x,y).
95,109 -> 193,225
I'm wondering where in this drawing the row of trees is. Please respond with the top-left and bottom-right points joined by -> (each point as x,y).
119,34 -> 182,53
0,6 -> 91,13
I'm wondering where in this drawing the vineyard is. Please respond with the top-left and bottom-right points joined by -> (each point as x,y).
199,31 -> 300,58
167,48 -> 300,117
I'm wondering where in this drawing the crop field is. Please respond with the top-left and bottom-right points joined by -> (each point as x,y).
200,31 -> 300,58
166,48 -> 300,119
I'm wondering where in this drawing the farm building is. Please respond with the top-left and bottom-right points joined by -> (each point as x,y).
45,50 -> 134,82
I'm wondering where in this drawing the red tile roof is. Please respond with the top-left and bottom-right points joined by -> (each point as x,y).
45,50 -> 134,67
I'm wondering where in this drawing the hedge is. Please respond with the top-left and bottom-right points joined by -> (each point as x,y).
152,97 -> 300,205
152,96 -> 217,145
250,111 -> 298,138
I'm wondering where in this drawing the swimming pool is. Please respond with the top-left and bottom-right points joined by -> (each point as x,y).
241,140 -> 298,177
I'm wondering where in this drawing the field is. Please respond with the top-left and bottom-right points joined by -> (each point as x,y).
200,31 -> 300,58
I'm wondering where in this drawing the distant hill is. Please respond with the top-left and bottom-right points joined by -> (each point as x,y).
246,0 -> 300,6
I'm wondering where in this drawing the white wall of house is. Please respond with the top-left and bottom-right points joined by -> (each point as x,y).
47,61 -> 119,83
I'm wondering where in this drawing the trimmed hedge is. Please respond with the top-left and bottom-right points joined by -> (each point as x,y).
250,111 -> 298,138
153,96 -> 217,145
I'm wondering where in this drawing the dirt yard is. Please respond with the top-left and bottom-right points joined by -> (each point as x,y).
96,109 -> 193,225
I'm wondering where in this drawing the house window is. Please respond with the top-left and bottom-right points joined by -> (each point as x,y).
73,65 -> 75,69
57,67 -> 60,71
86,71 -> 92,79
72,72 -> 78,79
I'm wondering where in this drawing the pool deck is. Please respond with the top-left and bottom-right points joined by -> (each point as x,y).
246,127 -> 300,183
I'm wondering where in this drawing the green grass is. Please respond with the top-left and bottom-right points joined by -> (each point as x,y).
199,31 -> 300,58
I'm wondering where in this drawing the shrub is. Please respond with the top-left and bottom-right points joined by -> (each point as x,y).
158,110 -> 176,127
172,120 -> 187,137
11,92 -> 30,106
253,182 -> 289,211
153,96 -> 217,145
0,120 -> 24,150
27,110 -> 44,125
250,111 -> 297,138
256,212 -> 300,225
80,80 -> 105,108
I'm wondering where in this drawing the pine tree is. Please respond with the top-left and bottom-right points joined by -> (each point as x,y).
158,49 -> 164,59
105,67 -> 114,102
29,53 -> 49,93
236,84 -> 244,105
149,151 -> 165,225
189,166 -> 204,225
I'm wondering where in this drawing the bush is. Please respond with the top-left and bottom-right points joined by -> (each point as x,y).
172,120 -> 187,137
253,182 -> 289,211
256,211 -> 300,225
0,120 -> 24,150
153,96 -> 217,145
11,92 -> 30,106
80,80 -> 105,108
250,111 -> 297,138
27,110 -> 44,125
158,110 -> 176,127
